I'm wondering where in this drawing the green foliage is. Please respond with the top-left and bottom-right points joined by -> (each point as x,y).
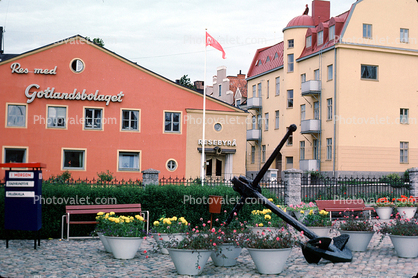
47,170 -> 72,183
97,170 -> 114,182
0,183 -> 278,239
85,37 -> 105,47
178,74 -> 196,89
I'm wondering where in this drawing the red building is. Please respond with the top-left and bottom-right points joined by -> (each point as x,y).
1,35 -> 247,181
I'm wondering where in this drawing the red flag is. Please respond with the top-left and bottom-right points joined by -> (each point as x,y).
206,32 -> 226,59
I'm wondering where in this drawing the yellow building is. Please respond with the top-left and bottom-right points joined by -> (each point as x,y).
246,0 -> 418,179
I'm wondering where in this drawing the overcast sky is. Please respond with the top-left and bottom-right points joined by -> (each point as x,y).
0,0 -> 352,83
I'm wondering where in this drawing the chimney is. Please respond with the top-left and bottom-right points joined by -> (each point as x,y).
0,27 -> 4,54
312,0 -> 330,26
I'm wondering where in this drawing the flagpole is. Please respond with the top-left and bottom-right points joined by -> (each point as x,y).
201,29 -> 207,186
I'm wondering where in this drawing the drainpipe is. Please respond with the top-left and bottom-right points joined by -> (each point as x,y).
333,48 -> 337,177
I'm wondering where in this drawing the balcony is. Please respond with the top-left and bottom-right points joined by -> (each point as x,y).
301,80 -> 321,96
246,129 -> 261,141
299,159 -> 320,171
301,119 -> 321,134
246,97 -> 262,109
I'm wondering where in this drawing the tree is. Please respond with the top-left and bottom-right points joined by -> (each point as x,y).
85,37 -> 105,47
178,75 -> 196,89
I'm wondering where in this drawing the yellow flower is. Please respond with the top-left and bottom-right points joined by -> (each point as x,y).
153,221 -> 160,226
309,210 -> 314,215
171,216 -> 178,221
259,223 -> 264,227
97,212 -> 105,216
125,219 -> 130,223
135,215 -> 144,221
265,215 -> 271,220
167,220 -> 172,225
268,198 -> 274,202
95,216 -> 100,220
109,212 -> 115,215
114,218 -> 120,224
300,210 -> 305,214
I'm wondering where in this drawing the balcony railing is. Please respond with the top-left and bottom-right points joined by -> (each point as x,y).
246,129 -> 261,141
246,97 -> 262,109
301,119 -> 321,134
299,159 -> 320,171
301,80 -> 321,96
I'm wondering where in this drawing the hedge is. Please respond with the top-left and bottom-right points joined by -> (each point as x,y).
0,183 -> 279,239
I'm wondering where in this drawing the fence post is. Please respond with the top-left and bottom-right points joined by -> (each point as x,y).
283,168 -> 302,206
408,167 -> 418,197
141,169 -> 160,186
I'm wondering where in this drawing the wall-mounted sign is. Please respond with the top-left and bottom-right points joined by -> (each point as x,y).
198,139 -> 237,147
6,181 -> 35,187
11,63 -> 57,75
25,84 -> 124,106
6,191 -> 35,198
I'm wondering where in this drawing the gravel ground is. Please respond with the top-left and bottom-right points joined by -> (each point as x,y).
1,233 -> 418,278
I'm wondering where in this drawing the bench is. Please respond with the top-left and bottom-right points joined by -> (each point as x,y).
315,199 -> 373,221
61,204 -> 149,240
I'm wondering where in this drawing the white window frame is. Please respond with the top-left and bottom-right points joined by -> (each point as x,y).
6,103 -> 27,128
314,101 -> 320,120
287,54 -> 294,72
400,28 -> 409,43
313,139 -> 319,160
329,25 -> 335,41
300,141 -> 305,160
47,105 -> 67,129
257,83 -> 262,97
252,85 -> 256,98
327,64 -> 333,81
166,159 -> 178,172
275,110 -> 280,129
400,108 -> 409,124
288,39 -> 294,48
251,146 -> 256,164
84,107 -> 103,130
326,138 -> 332,160
3,147 -> 28,163
118,150 -> 141,172
121,109 -> 140,131
301,104 -> 306,122
301,73 -> 306,84
327,98 -> 333,121
361,65 -> 378,80
62,148 -> 86,170
287,89 -> 294,108
262,145 -> 266,163
400,142 -> 408,164
317,31 -> 324,45
275,77 -> 280,96
164,111 -> 182,134
264,113 -> 269,131
363,24 -> 372,39
306,36 -> 312,48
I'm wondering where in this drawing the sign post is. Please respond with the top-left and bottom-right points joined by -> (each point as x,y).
1,162 -> 46,249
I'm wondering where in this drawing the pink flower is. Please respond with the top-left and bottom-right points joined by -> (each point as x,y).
276,237 -> 280,241
146,255 -> 149,259
200,218 -> 203,221
215,218 -> 219,222
213,243 -> 216,246
233,230 -> 237,233
198,266 -> 201,270
234,212 -> 237,216
211,228 -> 215,232
203,223 -> 206,227
143,250 -> 147,254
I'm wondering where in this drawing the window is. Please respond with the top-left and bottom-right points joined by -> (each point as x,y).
266,56 -> 270,62
306,36 -> 312,48
301,104 -> 306,122
84,108 -> 102,129
363,24 -> 372,38
317,31 -> 323,45
287,54 -> 294,72
275,77 -> 280,96
266,80 -> 270,99
122,110 -> 139,131
286,157 -> 293,169
219,84 -> 222,97
257,83 -> 262,97
300,141 -> 305,160
235,99 -> 241,108
264,113 -> 269,131
400,28 -> 409,43
314,101 -> 319,120
262,145 -> 266,163
287,89 -> 293,108
252,85 -> 256,97
164,112 -> 181,133
257,114 -> 262,130
47,106 -> 66,128
400,142 -> 408,163
327,65 -> 333,81
361,65 -> 378,80
275,111 -> 280,129
251,146 -> 256,164
274,52 -> 279,60
252,115 -> 256,130
287,127 -> 293,146
301,73 -> 306,84
63,149 -> 85,169
329,25 -> 335,41
118,151 -> 140,171
314,69 -> 320,81
288,39 -> 294,48
313,139 -> 319,160
7,104 -> 26,127
166,159 -> 178,171
326,138 -> 332,160
327,98 -> 333,120
400,109 -> 409,124
214,123 -> 222,132
70,58 -> 85,73
4,148 -> 27,163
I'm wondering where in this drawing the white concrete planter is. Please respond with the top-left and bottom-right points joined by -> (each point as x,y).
389,235 -> 418,258
396,207 -> 417,219
375,207 -> 393,220
211,244 -> 242,267
308,226 -> 331,237
152,233 -> 185,255
247,248 -> 292,274
167,249 -> 212,276
105,236 -> 143,259
249,227 -> 279,234
340,231 -> 374,252
97,232 -> 112,253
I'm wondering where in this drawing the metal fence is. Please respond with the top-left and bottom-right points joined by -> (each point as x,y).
301,176 -> 411,203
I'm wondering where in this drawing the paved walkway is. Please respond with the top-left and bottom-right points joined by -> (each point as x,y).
1,233 -> 417,278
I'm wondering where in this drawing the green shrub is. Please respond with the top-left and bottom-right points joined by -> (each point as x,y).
97,170 -> 114,182
0,183 -> 279,239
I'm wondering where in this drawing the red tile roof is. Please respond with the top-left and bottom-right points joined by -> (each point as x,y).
286,15 -> 314,28
247,42 -> 284,79
228,74 -> 247,98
